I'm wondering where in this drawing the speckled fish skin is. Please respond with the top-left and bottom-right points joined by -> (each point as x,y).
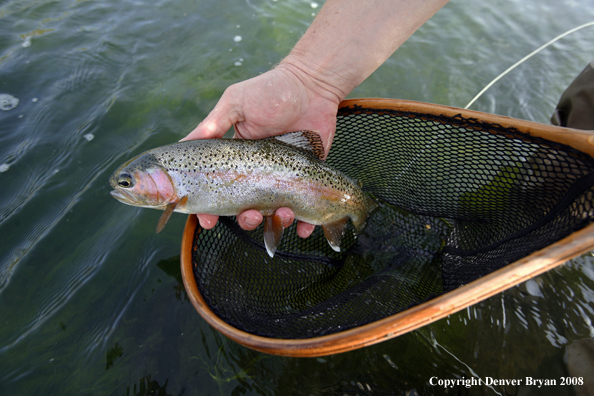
109,133 -> 377,255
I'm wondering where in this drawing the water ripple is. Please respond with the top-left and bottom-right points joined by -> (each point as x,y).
83,245 -> 162,357
0,206 -> 137,352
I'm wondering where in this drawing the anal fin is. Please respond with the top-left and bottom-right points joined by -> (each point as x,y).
263,212 -> 285,258
156,196 -> 188,233
321,217 -> 348,252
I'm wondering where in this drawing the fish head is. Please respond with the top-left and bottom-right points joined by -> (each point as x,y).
109,154 -> 177,209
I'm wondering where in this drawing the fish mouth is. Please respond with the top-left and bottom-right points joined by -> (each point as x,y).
110,188 -> 167,210
110,189 -> 138,206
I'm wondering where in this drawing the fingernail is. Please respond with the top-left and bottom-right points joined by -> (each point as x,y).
198,216 -> 212,229
280,215 -> 293,228
244,217 -> 260,228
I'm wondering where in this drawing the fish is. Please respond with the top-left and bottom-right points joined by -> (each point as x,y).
109,130 -> 377,257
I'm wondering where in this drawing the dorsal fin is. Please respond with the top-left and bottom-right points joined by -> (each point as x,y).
271,130 -> 325,160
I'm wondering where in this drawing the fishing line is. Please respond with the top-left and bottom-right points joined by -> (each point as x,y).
416,328 -> 503,396
464,20 -> 594,110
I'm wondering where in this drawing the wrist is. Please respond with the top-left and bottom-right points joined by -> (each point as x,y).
276,54 -> 352,105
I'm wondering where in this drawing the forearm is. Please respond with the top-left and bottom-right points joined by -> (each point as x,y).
279,0 -> 449,102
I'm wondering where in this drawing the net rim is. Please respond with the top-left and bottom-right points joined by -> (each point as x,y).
340,98 -> 594,158
181,215 -> 594,357
180,98 -> 594,357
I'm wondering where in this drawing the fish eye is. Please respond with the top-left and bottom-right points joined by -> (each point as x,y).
117,173 -> 133,188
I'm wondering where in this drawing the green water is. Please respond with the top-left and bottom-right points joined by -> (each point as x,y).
1,0 -> 594,394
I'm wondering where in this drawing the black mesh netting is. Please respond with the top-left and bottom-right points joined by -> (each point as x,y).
191,105 -> 594,339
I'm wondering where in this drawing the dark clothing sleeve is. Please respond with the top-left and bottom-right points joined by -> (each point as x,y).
551,60 -> 594,130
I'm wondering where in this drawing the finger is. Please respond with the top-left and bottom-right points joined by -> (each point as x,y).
274,207 -> 295,228
237,209 -> 264,230
296,221 -> 316,238
197,214 -> 219,229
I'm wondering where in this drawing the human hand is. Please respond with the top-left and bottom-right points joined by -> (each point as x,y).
182,64 -> 342,238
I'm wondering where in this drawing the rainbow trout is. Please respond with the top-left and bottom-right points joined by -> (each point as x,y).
109,131 -> 377,257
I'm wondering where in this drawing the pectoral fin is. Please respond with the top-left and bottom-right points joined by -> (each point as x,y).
263,213 -> 285,258
321,218 -> 349,252
156,196 -> 188,233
